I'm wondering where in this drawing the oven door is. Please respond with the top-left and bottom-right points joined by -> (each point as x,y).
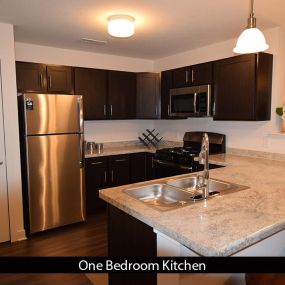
153,159 -> 192,179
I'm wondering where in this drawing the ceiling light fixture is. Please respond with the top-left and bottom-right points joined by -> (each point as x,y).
107,15 -> 135,38
233,0 -> 268,54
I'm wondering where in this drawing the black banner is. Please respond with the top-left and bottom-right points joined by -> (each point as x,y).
0,257 -> 285,273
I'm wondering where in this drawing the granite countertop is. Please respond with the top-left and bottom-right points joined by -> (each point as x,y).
99,152 -> 285,256
84,140 -> 182,158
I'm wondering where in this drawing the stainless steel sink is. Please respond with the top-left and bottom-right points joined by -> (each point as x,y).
166,175 -> 249,200
124,184 -> 194,211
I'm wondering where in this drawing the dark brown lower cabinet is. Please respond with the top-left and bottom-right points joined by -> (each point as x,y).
109,154 -> 130,187
130,152 -> 146,183
85,153 -> 155,214
108,205 -> 157,285
85,157 -> 108,214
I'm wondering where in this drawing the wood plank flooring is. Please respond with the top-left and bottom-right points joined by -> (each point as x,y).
0,211 -> 107,285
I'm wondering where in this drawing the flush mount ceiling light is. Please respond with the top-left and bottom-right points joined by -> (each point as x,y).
233,0 -> 268,54
107,15 -> 135,38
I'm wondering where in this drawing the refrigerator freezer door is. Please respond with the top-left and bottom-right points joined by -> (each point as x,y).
22,93 -> 83,135
26,134 -> 85,233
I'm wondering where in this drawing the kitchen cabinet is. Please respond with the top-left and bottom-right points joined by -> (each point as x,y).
108,205 -> 157,285
130,152 -> 147,183
85,152 -> 155,213
46,65 -> 74,94
16,61 -> 74,94
213,52 -> 273,121
16,62 -> 47,93
108,70 -> 136,119
85,157 -> 108,214
108,154 -> 130,187
172,62 -> 213,88
160,70 -> 173,119
74,67 -> 107,120
136,73 -> 160,119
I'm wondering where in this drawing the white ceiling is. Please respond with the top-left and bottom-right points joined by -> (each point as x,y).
0,0 -> 284,59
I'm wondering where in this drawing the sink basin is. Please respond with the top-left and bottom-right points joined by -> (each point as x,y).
166,175 -> 248,197
124,184 -> 194,211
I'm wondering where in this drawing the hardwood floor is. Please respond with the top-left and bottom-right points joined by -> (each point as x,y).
0,211 -> 107,285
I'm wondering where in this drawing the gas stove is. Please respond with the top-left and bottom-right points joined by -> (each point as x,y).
155,147 -> 199,166
153,132 -> 226,179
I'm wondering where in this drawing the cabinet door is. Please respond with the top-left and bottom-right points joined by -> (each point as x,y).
108,71 -> 136,119
213,54 -> 256,120
145,152 -> 155,181
161,70 -> 172,119
172,66 -> 190,88
136,73 -> 160,119
191,62 -> 213,85
46,65 -> 74,94
74,68 -> 107,120
130,153 -> 146,183
109,154 -> 130,187
16,62 -> 47,92
85,157 -> 108,214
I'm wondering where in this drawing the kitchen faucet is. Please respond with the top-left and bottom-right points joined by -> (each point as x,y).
198,133 -> 209,199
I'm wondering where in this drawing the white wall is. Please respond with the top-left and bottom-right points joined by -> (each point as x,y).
15,42 -> 154,142
153,27 -> 285,154
0,23 -> 25,242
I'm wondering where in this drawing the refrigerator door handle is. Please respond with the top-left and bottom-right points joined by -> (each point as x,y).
77,96 -> 84,133
79,134 -> 84,168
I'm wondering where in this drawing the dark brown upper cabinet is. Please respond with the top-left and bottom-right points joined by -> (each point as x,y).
74,67 -> 107,120
16,62 -> 47,93
108,71 -> 136,119
172,62 -> 213,88
16,61 -> 74,94
160,70 -> 172,119
213,52 -> 273,121
46,65 -> 74,94
136,73 -> 160,119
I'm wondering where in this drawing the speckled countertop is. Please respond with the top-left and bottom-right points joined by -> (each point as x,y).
85,140 -> 182,158
99,152 -> 285,256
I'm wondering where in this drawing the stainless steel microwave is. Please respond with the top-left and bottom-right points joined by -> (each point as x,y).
169,84 -> 212,117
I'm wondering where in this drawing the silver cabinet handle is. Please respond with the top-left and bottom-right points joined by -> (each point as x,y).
110,104 -> 113,117
40,74 -> 43,88
0,161 -> 3,166
185,70 -> 189,83
194,93 -> 197,113
111,170 -> 114,182
103,105 -> 106,116
91,162 -> 103,165
151,157 -> 154,168
191,69 -> 194,83
104,171 -> 107,184
115,159 -> 126,162
167,104 -> 170,115
48,75 -> 52,89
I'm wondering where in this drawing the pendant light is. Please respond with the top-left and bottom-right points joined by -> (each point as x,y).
233,0 -> 268,54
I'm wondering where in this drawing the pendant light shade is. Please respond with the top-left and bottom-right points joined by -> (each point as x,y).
233,0 -> 269,54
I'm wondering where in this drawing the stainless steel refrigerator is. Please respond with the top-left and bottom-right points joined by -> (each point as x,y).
18,93 -> 86,234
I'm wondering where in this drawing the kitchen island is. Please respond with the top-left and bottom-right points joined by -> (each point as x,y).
99,151 -> 285,284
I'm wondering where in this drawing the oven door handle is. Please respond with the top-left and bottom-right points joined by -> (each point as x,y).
153,159 -> 192,171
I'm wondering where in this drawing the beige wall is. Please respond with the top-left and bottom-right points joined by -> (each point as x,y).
0,23 -> 25,242
153,27 -> 285,154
